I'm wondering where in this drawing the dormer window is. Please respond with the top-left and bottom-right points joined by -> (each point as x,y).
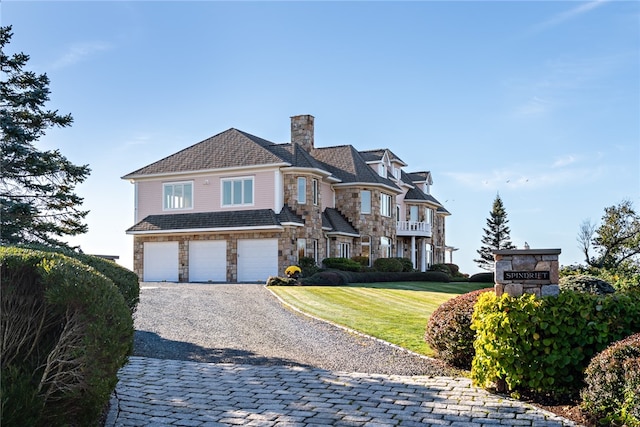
379,163 -> 386,177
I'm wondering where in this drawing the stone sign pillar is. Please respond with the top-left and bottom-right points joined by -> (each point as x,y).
493,249 -> 561,297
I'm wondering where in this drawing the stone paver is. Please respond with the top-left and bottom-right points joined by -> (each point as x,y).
106,357 -> 582,426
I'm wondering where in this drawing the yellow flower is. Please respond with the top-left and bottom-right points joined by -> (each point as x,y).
285,265 -> 301,277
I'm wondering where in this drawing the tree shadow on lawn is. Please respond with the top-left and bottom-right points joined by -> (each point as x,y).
134,330 -> 312,367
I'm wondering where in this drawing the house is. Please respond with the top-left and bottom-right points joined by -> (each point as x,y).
123,115 -> 452,283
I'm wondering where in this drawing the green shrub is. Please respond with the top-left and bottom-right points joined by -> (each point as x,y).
17,243 -> 140,313
334,270 -> 450,284
394,257 -> 414,272
322,257 -> 362,271
469,272 -> 494,283
1,247 -> 134,426
424,288 -> 493,369
300,271 -> 347,286
444,263 -> 460,276
351,256 -> 370,267
581,332 -> 640,426
471,290 -> 640,398
559,274 -> 616,295
373,257 -> 403,272
430,263 -> 452,276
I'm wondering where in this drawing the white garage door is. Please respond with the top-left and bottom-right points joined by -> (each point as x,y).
189,240 -> 227,282
144,241 -> 179,282
237,239 -> 278,282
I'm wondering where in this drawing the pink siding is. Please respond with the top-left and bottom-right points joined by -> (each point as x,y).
135,169 -> 279,222
320,181 -> 334,209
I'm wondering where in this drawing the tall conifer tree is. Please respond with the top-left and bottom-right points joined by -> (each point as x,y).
475,194 -> 516,271
1,26 -> 90,247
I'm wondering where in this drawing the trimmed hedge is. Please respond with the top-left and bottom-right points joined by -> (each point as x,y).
425,288 -> 494,369
17,243 -> 139,313
322,257 -> 362,271
559,274 -> 616,295
469,272 -> 494,283
581,332 -> 640,426
1,247 -> 134,426
299,270 -> 450,286
373,257 -> 403,272
471,290 -> 640,398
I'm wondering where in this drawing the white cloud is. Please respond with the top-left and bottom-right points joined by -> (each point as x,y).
552,155 -> 577,168
533,0 -> 609,32
51,41 -> 112,69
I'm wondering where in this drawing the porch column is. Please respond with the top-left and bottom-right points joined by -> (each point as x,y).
420,240 -> 427,272
411,236 -> 416,269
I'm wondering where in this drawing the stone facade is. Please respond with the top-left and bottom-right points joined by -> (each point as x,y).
493,249 -> 561,297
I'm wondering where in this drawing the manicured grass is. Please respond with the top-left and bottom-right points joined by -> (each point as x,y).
269,281 -> 488,356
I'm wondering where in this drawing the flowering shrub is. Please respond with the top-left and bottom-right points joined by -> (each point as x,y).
284,265 -> 301,279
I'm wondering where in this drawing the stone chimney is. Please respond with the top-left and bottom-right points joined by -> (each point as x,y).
291,115 -> 314,153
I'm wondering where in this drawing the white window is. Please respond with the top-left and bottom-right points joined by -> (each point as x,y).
361,190 -> 371,214
426,208 -> 433,225
379,163 -> 386,177
380,236 -> 391,258
222,177 -> 253,206
297,238 -> 306,262
339,242 -> 350,259
380,193 -> 392,217
312,239 -> 318,264
410,206 -> 419,222
312,179 -> 318,205
163,181 -> 193,210
425,243 -> 433,268
298,177 -> 306,204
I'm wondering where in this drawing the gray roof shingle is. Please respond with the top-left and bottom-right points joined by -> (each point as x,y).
322,208 -> 359,236
122,129 -> 287,178
127,209 -> 283,233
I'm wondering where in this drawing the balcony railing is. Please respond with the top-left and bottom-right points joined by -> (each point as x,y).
396,221 -> 432,237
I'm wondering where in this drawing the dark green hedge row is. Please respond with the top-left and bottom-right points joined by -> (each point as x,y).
471,290 -> 640,398
300,269 -> 450,285
1,247 -> 134,426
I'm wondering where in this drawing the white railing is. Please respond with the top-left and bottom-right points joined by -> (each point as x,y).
396,221 -> 432,236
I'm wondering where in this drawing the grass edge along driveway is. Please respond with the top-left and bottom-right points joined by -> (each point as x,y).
269,281 -> 487,357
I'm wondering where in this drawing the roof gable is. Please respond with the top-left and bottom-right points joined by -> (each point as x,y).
122,128 -> 287,179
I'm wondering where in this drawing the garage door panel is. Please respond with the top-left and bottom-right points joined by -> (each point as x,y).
237,239 -> 277,282
144,242 -> 179,282
189,241 -> 226,282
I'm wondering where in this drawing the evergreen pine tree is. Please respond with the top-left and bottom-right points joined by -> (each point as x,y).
474,194 -> 516,271
1,26 -> 90,247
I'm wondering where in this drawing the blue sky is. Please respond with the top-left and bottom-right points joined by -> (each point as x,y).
3,1 -> 638,275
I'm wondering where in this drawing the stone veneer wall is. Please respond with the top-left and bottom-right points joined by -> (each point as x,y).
334,187 -> 396,259
283,173 -> 326,265
493,249 -> 561,297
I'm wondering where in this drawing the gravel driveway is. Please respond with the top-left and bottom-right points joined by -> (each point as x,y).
133,283 -> 457,376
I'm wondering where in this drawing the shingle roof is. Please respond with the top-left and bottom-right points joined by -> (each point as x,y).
126,209 -> 283,233
313,146 -> 400,190
359,149 -> 407,166
277,204 -> 304,225
122,129 -> 288,178
322,208 -> 359,236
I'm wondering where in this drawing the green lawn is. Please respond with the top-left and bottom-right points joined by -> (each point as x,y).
269,281 -> 488,356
